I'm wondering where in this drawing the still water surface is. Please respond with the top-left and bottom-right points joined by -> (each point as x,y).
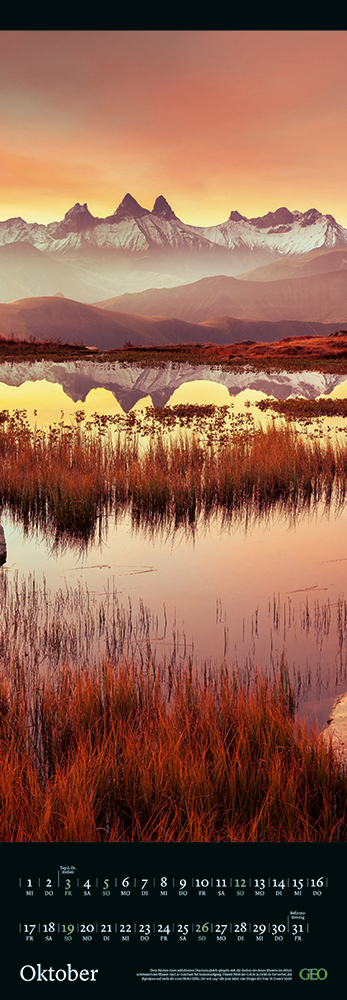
1,361 -> 347,729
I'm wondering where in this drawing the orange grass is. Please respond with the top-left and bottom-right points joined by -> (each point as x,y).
0,658 -> 346,842
0,411 -> 346,544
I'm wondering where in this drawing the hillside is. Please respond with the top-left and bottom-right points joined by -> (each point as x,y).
103,269 -> 347,325
0,295 -> 340,350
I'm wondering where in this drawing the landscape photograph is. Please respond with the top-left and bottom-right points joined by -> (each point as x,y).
1,29 -> 347,844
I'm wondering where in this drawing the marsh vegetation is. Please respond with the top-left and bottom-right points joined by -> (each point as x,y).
2,394 -> 347,841
256,396 -> 347,419
0,657 -> 346,842
1,407 -> 347,548
2,336 -> 347,372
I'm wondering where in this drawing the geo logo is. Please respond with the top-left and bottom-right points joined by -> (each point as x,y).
299,970 -> 328,981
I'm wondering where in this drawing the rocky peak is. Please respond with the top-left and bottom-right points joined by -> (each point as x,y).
152,196 -> 177,221
53,203 -> 97,237
250,207 -> 294,228
300,208 -> 323,228
111,193 -> 149,223
228,210 -> 247,223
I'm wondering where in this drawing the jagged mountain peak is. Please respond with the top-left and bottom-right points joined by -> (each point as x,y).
227,205 -> 340,233
250,207 -> 294,228
300,207 -> 323,226
152,195 -> 177,221
228,210 -> 247,223
53,202 -> 98,236
65,202 -> 90,217
111,193 -> 149,222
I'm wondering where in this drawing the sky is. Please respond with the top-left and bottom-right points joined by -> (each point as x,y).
0,29 -> 347,227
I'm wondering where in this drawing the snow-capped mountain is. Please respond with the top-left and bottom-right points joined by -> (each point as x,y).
1,195 -> 347,304
0,195 -> 346,258
197,206 -> 347,256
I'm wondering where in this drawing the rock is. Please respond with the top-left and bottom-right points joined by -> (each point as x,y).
322,693 -> 347,765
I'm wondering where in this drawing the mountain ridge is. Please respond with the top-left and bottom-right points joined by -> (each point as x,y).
0,294 -> 341,350
102,267 -> 347,326
0,196 -> 345,259
0,196 -> 346,303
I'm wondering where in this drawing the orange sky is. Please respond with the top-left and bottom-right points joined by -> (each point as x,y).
0,30 -> 346,227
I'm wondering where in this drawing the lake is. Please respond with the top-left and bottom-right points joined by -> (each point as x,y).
1,359 -> 347,730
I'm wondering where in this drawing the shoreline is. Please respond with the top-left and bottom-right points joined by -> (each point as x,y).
0,333 -> 347,371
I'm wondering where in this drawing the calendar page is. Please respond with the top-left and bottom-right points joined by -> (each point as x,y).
0,26 -> 346,997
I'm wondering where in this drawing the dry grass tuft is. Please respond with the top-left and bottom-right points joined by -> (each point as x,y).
0,657 -> 346,842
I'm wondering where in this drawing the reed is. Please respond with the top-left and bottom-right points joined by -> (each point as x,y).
1,571 -> 347,711
257,397 -> 347,418
0,572 -> 178,676
0,657 -> 345,842
1,410 -> 347,545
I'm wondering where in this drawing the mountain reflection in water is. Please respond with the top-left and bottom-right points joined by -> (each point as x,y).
0,360 -> 347,418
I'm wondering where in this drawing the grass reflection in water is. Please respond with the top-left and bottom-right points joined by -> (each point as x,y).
0,406 -> 347,547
